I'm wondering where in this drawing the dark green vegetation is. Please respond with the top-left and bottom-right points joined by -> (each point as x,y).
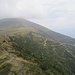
0,18 -> 75,75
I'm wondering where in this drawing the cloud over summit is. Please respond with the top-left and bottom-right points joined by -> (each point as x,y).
0,0 -> 75,38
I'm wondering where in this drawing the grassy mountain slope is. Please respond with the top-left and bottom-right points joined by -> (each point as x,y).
0,18 -> 75,45
0,36 -> 46,75
0,18 -> 75,75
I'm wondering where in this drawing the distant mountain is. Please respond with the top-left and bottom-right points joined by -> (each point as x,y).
0,18 -> 75,75
0,18 -> 75,45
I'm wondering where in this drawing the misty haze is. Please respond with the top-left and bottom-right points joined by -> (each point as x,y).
0,0 -> 75,75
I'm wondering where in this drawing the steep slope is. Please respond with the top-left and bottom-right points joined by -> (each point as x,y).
0,32 -> 75,75
0,36 -> 46,75
0,18 -> 75,45
0,18 -> 75,75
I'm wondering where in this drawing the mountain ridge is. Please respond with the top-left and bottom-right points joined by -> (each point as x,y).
0,18 -> 75,45
0,18 -> 75,75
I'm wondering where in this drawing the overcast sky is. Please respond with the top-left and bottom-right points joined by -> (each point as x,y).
0,0 -> 75,38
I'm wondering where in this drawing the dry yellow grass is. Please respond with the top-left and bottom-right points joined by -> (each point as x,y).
15,57 -> 37,65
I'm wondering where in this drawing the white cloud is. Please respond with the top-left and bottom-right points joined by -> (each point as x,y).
0,0 -> 75,37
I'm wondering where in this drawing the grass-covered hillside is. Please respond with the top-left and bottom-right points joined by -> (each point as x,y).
0,18 -> 75,75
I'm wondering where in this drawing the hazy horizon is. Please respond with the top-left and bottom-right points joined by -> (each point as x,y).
0,0 -> 75,38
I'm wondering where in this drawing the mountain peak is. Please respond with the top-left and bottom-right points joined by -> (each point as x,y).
0,18 -> 75,75
0,18 -> 75,45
